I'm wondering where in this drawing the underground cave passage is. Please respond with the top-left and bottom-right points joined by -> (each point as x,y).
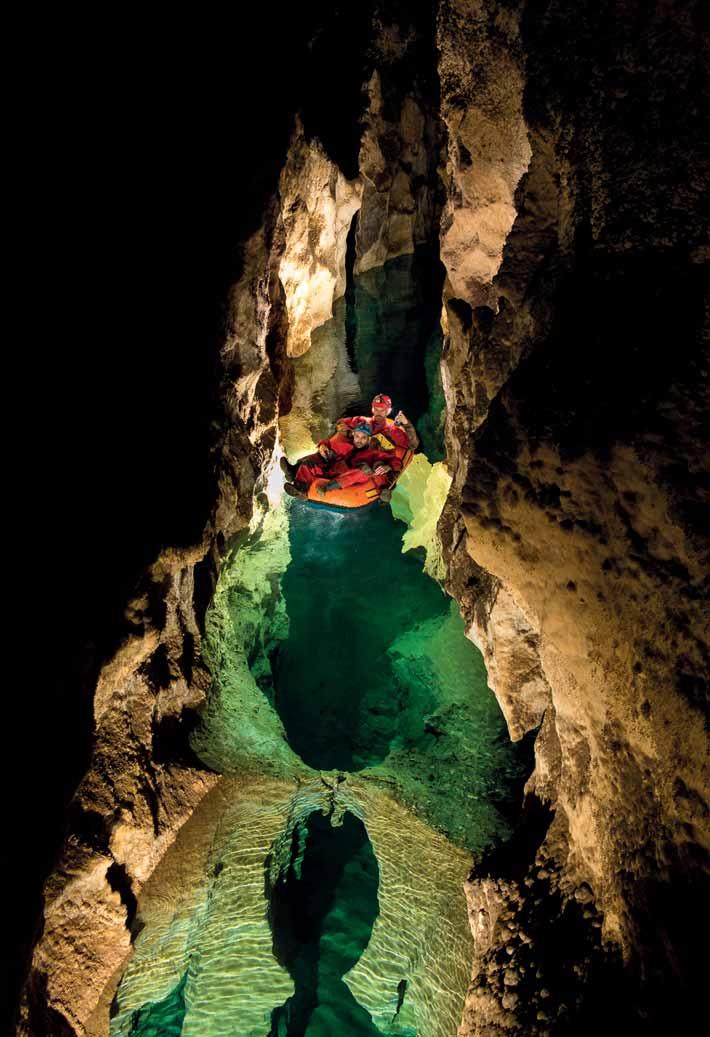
109,249 -> 531,1037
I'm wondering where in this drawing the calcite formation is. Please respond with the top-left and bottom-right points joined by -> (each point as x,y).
390,453 -> 452,579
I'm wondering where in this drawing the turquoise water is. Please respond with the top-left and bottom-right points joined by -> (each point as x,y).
273,487 -> 528,850
268,811 -> 382,1037
126,972 -> 187,1036
275,504 -> 447,771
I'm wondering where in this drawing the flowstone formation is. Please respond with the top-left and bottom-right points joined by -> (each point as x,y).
278,119 -> 363,359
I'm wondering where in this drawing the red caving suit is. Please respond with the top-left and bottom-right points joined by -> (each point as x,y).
293,433 -> 355,488
334,445 -> 403,489
339,415 -> 409,450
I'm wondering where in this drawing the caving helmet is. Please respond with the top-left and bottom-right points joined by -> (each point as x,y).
371,393 -> 392,414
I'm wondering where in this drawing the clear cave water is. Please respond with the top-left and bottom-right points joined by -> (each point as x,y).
126,974 -> 188,1037
111,248 -> 531,1037
275,500 -> 455,772
267,811 -> 382,1037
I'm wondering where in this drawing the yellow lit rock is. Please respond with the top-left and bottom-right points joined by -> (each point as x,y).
278,119 -> 362,358
391,454 -> 452,580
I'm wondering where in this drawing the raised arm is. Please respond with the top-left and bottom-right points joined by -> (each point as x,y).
394,411 -> 419,449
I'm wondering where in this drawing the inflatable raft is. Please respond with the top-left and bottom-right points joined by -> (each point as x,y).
306,446 -> 415,509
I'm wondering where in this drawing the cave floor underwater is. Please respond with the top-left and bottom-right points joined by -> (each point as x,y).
108,252 -> 532,1037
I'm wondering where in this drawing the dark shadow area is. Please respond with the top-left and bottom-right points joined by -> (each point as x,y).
469,793 -> 637,1036
343,249 -> 446,460
267,810 -> 381,1037
344,212 -> 361,373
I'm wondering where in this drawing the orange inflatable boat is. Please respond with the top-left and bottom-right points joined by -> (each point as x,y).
306,445 -> 415,509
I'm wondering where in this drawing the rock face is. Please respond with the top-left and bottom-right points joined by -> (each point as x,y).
20,546 -> 219,1037
355,69 -> 443,273
438,0 -> 531,310
278,120 -> 362,357
438,0 -> 710,1032
355,14 -> 445,273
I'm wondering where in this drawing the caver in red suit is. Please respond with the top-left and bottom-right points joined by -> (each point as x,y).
293,433 -> 355,489
329,445 -> 402,490
339,413 -> 409,451
338,392 -> 412,452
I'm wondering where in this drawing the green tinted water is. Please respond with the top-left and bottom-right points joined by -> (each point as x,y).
275,504 -> 445,771
126,972 -> 187,1037
268,811 -> 383,1037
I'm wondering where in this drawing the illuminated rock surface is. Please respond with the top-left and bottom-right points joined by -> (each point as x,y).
390,455 -> 452,580
435,2 -> 710,1032
438,0 -> 531,310
278,120 -> 362,358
